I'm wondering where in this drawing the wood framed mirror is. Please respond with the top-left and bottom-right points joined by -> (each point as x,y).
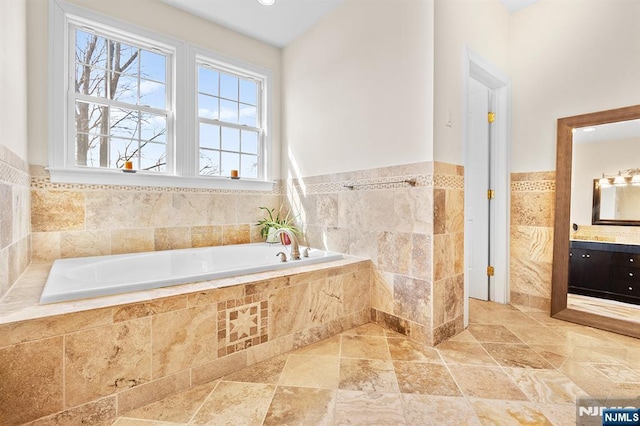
551,104 -> 640,338
592,178 -> 640,226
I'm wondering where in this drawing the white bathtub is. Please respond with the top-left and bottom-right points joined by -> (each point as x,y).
40,243 -> 344,304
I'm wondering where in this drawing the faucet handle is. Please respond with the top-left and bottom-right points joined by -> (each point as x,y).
276,252 -> 287,262
303,247 -> 310,258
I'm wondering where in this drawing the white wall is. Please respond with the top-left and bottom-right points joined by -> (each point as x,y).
571,137 -> 640,225
283,0 -> 434,178
510,0 -> 640,172
26,0 -> 283,178
433,0 -> 509,164
1,0 -> 28,161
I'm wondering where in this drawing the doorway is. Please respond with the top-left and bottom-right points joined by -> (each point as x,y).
463,47 -> 511,327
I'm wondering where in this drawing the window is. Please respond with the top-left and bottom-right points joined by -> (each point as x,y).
197,62 -> 262,179
49,0 -> 273,190
72,27 -> 171,172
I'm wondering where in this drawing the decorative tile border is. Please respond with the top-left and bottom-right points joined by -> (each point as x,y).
433,174 -> 464,190
217,296 -> 269,357
30,175 -> 282,195
0,161 -> 30,187
511,180 -> 556,192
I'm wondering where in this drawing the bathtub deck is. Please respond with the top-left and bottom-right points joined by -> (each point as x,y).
0,256 -> 366,325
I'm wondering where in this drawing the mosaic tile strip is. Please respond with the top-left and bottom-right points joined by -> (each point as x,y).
31,175 -> 281,195
433,174 -> 464,190
0,161 -> 30,187
511,180 -> 556,192
0,145 -> 29,173
217,296 -> 268,358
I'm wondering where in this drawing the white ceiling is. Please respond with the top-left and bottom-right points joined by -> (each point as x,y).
159,0 -> 541,48
499,0 -> 541,13
159,0 -> 345,48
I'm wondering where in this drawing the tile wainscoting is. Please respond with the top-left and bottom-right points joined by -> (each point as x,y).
0,259 -> 370,425
0,145 -> 31,298
29,166 -> 283,262
283,161 -> 464,346
510,172 -> 555,311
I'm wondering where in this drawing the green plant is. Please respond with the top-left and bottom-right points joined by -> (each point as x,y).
256,206 -> 300,239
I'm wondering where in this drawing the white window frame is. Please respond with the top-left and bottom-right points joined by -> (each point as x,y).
195,54 -> 267,180
48,0 -> 274,190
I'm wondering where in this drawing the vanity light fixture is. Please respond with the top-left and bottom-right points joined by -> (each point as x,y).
257,0 -> 275,5
598,173 -> 611,187
613,171 -> 626,185
599,168 -> 640,186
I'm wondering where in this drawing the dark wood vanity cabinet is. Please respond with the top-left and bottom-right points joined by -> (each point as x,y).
568,241 -> 640,305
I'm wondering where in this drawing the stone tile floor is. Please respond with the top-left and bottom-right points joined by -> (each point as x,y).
107,299 -> 640,425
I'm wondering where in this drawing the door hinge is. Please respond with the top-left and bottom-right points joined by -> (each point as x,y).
488,112 -> 495,123
487,266 -> 495,277
487,189 -> 495,200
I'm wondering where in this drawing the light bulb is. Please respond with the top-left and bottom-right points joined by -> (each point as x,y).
598,173 -> 610,187
258,0 -> 275,5
631,174 -> 640,185
613,172 -> 626,185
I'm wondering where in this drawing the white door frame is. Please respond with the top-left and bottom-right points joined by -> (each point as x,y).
462,46 -> 511,327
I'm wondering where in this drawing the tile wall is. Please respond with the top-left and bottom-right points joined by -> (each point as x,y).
510,172 -> 555,310
284,161 -> 465,346
0,261 -> 370,424
571,224 -> 640,244
29,166 -> 282,261
0,145 -> 31,298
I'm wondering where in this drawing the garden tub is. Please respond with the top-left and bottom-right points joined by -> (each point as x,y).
40,243 -> 343,304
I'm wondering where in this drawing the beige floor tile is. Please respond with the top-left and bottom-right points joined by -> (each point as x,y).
100,306 -> 639,426
589,363 -> 640,384
120,381 -> 217,423
481,342 -> 555,369
340,334 -> 390,360
262,386 -> 336,426
343,323 -> 386,336
278,354 -> 340,389
112,419 -> 183,425
393,361 -> 461,396
436,341 -> 498,366
560,359 -> 615,398
448,365 -> 528,400
467,324 -> 523,343
529,344 -> 572,369
402,394 -> 480,425
504,367 -> 587,404
339,358 -> 399,393
469,398 -> 553,425
536,402 -> 578,425
387,337 -> 442,363
333,390 -> 406,426
223,354 -> 287,384
291,335 -> 341,357
505,325 -> 566,346
446,329 -> 478,343
189,381 -> 275,425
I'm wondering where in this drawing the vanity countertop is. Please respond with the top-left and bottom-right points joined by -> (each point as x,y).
569,240 -> 640,254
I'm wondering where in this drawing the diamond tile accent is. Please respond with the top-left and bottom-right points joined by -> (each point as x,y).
217,298 -> 268,357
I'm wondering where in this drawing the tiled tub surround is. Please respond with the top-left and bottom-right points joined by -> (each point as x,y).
284,161 -> 464,346
0,258 -> 370,425
29,166 -> 283,262
510,172 -> 556,311
0,145 -> 31,299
